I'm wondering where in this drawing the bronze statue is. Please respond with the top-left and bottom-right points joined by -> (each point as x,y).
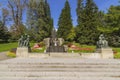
18,34 -> 30,47
97,34 -> 108,48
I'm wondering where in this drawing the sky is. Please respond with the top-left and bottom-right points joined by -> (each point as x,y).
47,0 -> 120,28
0,0 -> 120,29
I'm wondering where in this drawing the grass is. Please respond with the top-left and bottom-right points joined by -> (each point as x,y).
0,42 -> 34,52
0,42 -> 18,52
113,48 -> 120,53
113,48 -> 120,59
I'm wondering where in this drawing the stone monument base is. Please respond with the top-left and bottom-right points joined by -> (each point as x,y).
96,48 -> 113,59
16,47 -> 29,57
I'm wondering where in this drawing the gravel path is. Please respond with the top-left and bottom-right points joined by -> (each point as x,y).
0,52 -> 11,61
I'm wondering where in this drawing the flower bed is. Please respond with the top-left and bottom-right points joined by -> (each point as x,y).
68,44 -> 95,53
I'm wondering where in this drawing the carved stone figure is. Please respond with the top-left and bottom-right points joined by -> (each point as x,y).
54,38 -> 59,46
97,34 -> 108,48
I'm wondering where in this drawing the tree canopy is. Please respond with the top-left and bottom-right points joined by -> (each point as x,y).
57,0 -> 74,41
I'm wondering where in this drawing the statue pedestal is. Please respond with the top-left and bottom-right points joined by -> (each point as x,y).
16,47 -> 29,57
96,48 -> 113,59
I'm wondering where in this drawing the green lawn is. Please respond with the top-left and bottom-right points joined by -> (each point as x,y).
0,42 -> 18,52
113,48 -> 120,53
0,42 -> 34,52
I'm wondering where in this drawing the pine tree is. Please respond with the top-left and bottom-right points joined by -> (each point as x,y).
57,0 -> 73,41
76,0 -> 84,25
76,0 -> 100,45
27,0 -> 53,42
76,0 -> 84,43
44,0 -> 53,37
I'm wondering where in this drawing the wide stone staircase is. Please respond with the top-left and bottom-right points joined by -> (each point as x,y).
0,57 -> 120,80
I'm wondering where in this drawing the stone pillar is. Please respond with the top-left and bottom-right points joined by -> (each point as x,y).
58,38 -> 64,46
44,38 -> 50,47
16,47 -> 29,57
96,48 -> 113,59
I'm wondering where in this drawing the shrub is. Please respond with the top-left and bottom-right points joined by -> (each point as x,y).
10,48 -> 17,54
6,52 -> 16,58
39,42 -> 45,47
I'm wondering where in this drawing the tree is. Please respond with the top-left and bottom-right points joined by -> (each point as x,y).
76,0 -> 84,43
76,0 -> 84,25
8,0 -> 27,38
57,0 -> 73,41
27,0 -> 53,42
1,8 -> 9,27
76,0 -> 100,45
66,27 -> 76,42
0,21 -> 10,43
104,5 -> 120,47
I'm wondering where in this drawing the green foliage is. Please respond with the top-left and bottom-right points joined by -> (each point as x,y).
10,24 -> 27,41
6,51 -> 16,58
39,41 -> 45,47
105,5 -> 120,47
114,53 -> 120,59
66,27 -> 76,42
57,0 -> 73,41
76,0 -> 101,45
0,21 -> 10,43
113,48 -> 120,53
111,48 -> 120,59
27,0 -> 53,42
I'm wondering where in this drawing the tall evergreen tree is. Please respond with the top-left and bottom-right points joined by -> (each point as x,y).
76,0 -> 100,45
76,0 -> 84,42
44,0 -> 53,37
27,0 -> 53,42
76,0 -> 84,25
57,0 -> 73,41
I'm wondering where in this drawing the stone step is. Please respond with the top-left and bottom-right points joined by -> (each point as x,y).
0,68 -> 120,72
0,58 -> 119,64
1,65 -> 120,70
1,77 -> 120,80
1,64 -> 120,68
1,61 -> 120,65
0,58 -> 120,80
0,72 -> 120,77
